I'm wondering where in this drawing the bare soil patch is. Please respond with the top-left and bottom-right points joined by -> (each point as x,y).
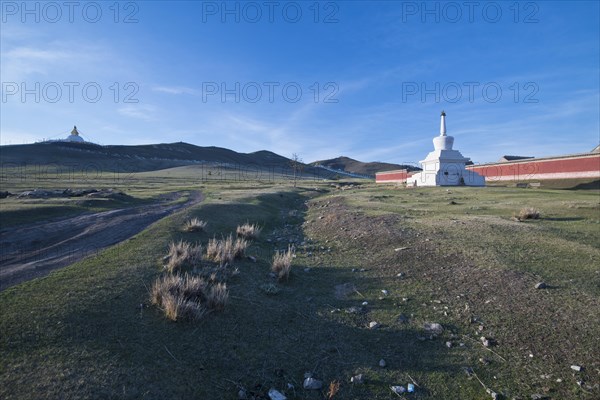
305,194 -> 600,398
0,191 -> 203,290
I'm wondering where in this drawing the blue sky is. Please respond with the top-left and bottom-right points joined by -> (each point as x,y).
1,1 -> 598,164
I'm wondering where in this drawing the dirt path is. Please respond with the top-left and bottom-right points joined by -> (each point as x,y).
0,191 -> 203,291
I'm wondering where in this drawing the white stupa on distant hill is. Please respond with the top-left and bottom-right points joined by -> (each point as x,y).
66,126 -> 85,142
407,112 -> 485,187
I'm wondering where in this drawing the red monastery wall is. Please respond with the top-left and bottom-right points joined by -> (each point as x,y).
375,153 -> 599,184
375,169 -> 411,183
465,153 -> 599,182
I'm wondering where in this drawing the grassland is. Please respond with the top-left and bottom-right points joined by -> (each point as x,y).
0,168 -> 598,399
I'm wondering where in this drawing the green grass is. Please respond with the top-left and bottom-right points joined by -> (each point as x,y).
1,177 -> 599,399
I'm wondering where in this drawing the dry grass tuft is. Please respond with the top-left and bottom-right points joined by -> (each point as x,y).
150,273 -> 228,321
206,283 -> 228,310
197,265 -> 239,284
183,217 -> 207,232
327,380 -> 341,400
236,222 -> 262,240
206,235 -> 234,265
233,238 -> 249,259
517,207 -> 541,221
151,274 -> 206,321
272,245 -> 294,281
206,235 -> 248,264
165,240 -> 202,273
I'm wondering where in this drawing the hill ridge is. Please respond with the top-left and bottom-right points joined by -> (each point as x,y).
310,156 -> 420,177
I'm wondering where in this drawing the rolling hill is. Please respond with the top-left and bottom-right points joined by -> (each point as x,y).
1,142 -> 424,180
0,141 -> 329,177
310,156 -> 420,177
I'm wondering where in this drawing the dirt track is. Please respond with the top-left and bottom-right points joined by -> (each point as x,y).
0,191 -> 203,291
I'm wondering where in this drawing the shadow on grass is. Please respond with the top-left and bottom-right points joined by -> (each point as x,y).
52,265 -> 472,399
542,217 -> 585,222
1,189 -> 481,399
569,180 -> 600,190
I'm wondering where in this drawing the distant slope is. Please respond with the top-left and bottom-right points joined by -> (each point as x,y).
310,156 -> 420,177
0,141 -> 330,177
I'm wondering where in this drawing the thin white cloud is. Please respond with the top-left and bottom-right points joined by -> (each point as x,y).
1,47 -> 72,79
152,86 -> 198,95
1,42 -> 111,82
117,104 -> 158,121
0,129 -> 44,145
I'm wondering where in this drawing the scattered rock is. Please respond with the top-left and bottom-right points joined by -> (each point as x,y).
362,301 -> 369,306
480,336 -> 492,347
268,388 -> 287,400
260,283 -> 281,295
535,282 -> 548,289
531,394 -> 547,400
18,189 -> 57,198
449,200 -> 457,205
446,341 -> 453,348
381,289 -> 389,296
394,247 -> 410,252
391,386 -> 406,394
397,272 -> 404,277
369,321 -> 380,329
346,306 -> 363,314
379,359 -> 386,368
303,377 -> 323,390
0,191 -> 11,198
397,314 -> 409,324
350,374 -> 364,384
423,322 -> 444,335
303,268 -> 311,273
247,256 -> 257,262
489,390 -> 499,399
571,365 -> 582,372
238,389 -> 247,399
334,283 -> 356,299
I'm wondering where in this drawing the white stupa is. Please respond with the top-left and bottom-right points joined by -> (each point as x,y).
66,125 -> 85,142
407,112 -> 485,187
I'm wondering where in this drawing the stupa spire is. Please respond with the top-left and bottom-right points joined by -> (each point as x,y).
440,111 -> 446,136
71,126 -> 79,136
